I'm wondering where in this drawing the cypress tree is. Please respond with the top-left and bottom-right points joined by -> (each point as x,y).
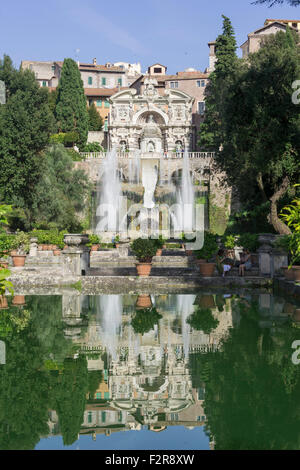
55,58 -> 89,148
88,102 -> 103,131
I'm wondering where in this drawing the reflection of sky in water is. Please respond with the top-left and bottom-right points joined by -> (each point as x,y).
36,426 -> 210,450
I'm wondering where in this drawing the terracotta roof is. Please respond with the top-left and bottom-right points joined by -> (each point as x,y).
79,63 -> 125,73
84,87 -> 129,96
139,74 -> 174,83
166,72 -> 209,80
265,19 -> 300,24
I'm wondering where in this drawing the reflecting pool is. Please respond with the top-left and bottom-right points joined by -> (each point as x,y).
0,290 -> 300,450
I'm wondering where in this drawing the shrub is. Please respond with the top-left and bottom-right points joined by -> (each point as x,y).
223,234 -> 236,250
195,232 -> 218,261
239,233 -> 259,252
11,231 -> 30,254
187,307 -> 219,334
131,307 -> 162,335
83,142 -> 104,153
153,235 -> 166,249
0,233 -> 14,257
86,234 -> 100,248
130,238 -> 157,262
63,131 -> 80,147
49,133 -> 66,144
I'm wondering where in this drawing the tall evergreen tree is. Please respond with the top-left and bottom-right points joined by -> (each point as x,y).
88,102 -> 103,131
199,16 -> 238,151
55,59 -> 89,148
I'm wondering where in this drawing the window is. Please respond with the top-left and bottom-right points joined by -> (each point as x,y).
104,391 -> 109,399
198,101 -> 206,115
118,78 -> 122,86
96,99 -> 102,107
170,81 -> 178,89
88,99 -> 93,106
102,77 -> 106,86
42,81 -> 47,87
118,412 -> 123,423
104,119 -> 108,132
104,99 -> 110,108
197,79 -> 206,87
101,411 -> 106,422
96,392 -> 102,399
154,67 -> 162,73
88,412 -> 93,423
88,76 -> 93,85
51,65 -> 55,72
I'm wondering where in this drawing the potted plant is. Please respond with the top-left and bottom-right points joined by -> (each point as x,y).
131,307 -> 162,335
131,238 -> 157,277
0,233 -> 13,269
114,235 -> 120,248
195,233 -> 218,276
11,231 -> 30,267
87,234 -> 101,252
136,294 -> 152,309
153,235 -> 165,256
223,234 -> 236,259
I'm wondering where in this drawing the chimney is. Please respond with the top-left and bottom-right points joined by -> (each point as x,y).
93,58 -> 97,65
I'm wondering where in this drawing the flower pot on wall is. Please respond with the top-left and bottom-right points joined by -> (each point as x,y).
12,295 -> 26,306
136,295 -> 152,309
136,263 -> 152,277
90,244 -> 99,252
53,249 -> 61,256
199,262 -> 216,277
11,255 -> 26,267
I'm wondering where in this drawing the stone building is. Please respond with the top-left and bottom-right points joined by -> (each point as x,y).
108,77 -> 195,152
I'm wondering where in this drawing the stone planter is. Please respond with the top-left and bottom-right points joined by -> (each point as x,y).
156,249 -> 163,256
11,255 -> 26,267
136,294 -> 152,309
0,295 -> 8,309
292,266 -> 300,282
199,262 -> 216,277
136,262 -> 152,277
282,267 -> 295,281
12,295 -> 26,306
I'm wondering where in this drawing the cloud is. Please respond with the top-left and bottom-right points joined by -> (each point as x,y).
70,3 -> 147,56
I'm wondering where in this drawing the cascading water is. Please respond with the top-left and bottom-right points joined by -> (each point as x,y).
172,150 -> 194,233
176,294 -> 196,358
96,148 -> 124,233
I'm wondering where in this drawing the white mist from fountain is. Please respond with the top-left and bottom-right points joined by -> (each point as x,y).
96,148 -> 124,233
172,150 -> 194,232
142,160 -> 158,209
134,150 -> 141,183
97,295 -> 123,361
176,294 -> 196,358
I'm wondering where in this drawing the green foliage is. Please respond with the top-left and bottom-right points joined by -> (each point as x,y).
49,132 -> 66,144
187,307 -> 219,334
0,269 -> 14,295
223,234 -> 236,250
131,307 -> 162,335
0,233 -> 14,257
30,144 -> 90,231
195,232 -> 218,261
83,142 -> 104,152
88,103 -> 103,131
0,204 -> 12,227
280,191 -> 300,233
130,238 -> 157,262
11,231 -> 30,254
63,131 -> 80,147
87,370 -> 103,398
30,229 -> 66,249
239,233 -> 259,252
55,58 -> 89,148
153,235 -> 166,249
225,203 -> 273,235
86,234 -> 100,247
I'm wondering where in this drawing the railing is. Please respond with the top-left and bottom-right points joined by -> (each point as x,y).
79,151 -> 215,160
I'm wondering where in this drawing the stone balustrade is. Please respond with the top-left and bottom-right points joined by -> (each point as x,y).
79,151 -> 215,161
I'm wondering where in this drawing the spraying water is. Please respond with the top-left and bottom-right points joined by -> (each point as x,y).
172,150 -> 194,232
96,295 -> 123,361
176,294 -> 196,358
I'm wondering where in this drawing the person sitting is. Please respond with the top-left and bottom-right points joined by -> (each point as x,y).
216,249 -> 233,278
239,249 -> 252,277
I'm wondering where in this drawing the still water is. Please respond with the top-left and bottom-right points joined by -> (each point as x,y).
0,290 -> 300,450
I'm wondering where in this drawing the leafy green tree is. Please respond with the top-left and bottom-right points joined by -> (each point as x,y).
211,32 -> 300,234
88,102 -> 103,131
55,59 -> 89,148
0,55 -> 55,216
199,16 -> 238,151
31,144 -> 91,231
252,0 -> 300,5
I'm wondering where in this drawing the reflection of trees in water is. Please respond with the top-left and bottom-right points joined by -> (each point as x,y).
189,299 -> 300,450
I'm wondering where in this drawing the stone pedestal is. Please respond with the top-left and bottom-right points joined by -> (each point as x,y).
29,237 -> 38,257
258,234 -> 275,276
271,249 -> 288,277
62,234 -> 90,276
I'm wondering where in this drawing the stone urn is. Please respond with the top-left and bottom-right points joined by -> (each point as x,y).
64,234 -> 89,248
12,295 -> 26,306
136,295 -> 152,309
136,263 -> 152,277
199,262 -> 216,277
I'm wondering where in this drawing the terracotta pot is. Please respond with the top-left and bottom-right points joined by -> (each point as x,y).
12,295 -> 26,306
136,295 -> 152,309
282,267 -> 295,281
293,309 -> 300,322
196,259 -> 206,266
0,295 -> 8,309
51,245 -> 57,250
199,294 -> 216,309
156,249 -> 163,256
38,245 -> 43,251
53,249 -> 61,256
10,250 -> 17,256
12,255 -> 26,267
0,262 -> 9,269
91,244 -> 99,252
136,262 -> 152,277
199,262 -> 216,277
292,266 -> 300,282
186,250 -> 193,256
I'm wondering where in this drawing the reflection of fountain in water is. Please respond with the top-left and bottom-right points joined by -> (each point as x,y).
96,295 -> 123,360
172,151 -> 194,232
96,149 -> 124,233
176,294 -> 196,358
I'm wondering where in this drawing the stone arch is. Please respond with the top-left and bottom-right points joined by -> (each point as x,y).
132,108 -> 168,126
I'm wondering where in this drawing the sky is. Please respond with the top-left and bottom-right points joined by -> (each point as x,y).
0,0 -> 299,74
